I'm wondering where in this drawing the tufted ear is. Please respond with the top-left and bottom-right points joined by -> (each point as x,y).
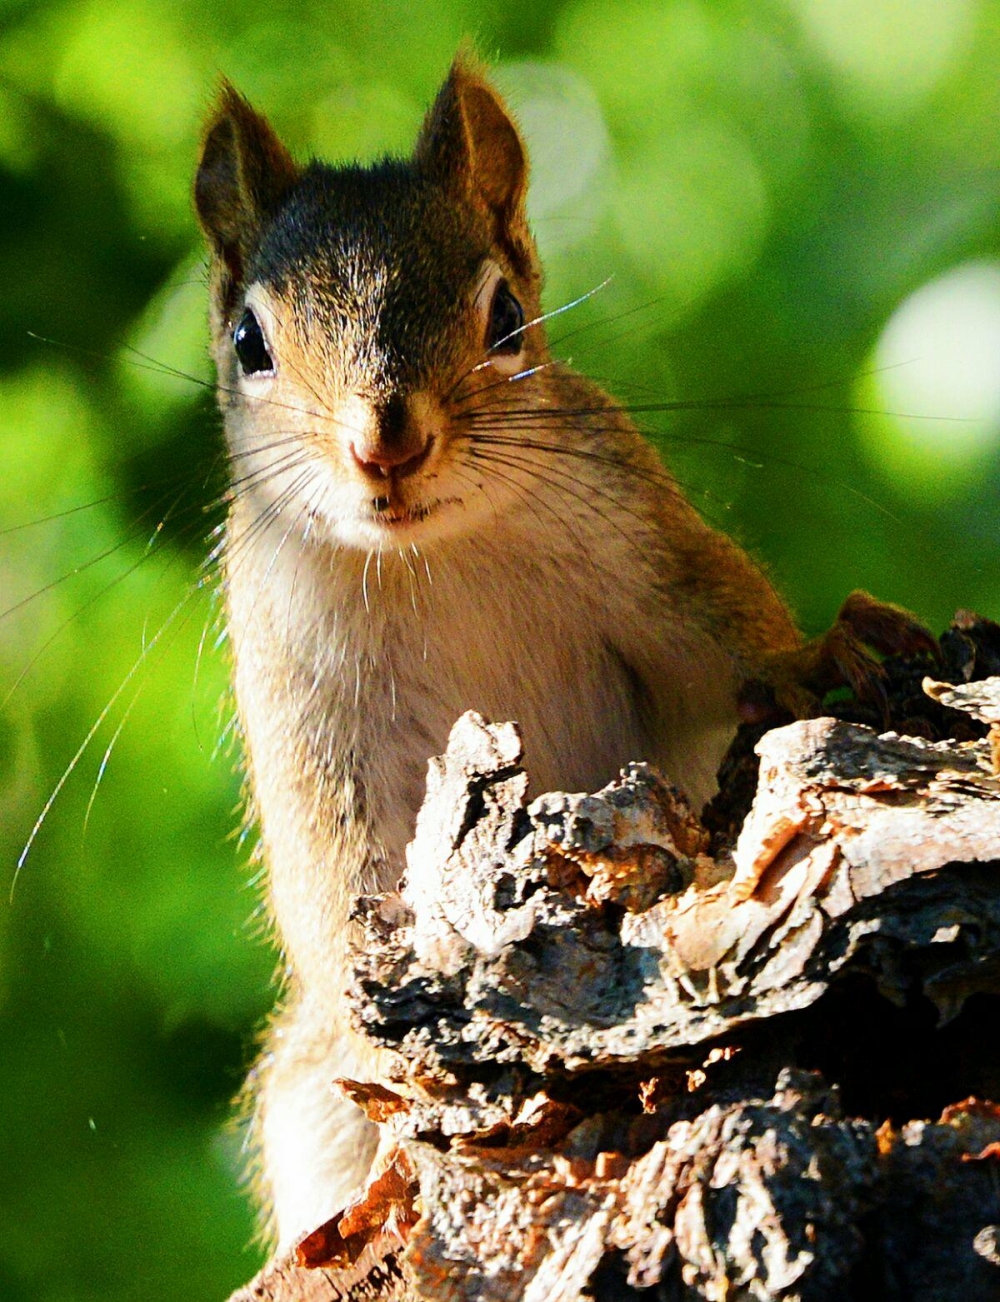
194,83 -> 299,303
415,56 -> 534,276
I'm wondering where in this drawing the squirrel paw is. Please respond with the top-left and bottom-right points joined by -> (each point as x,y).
739,590 -> 940,728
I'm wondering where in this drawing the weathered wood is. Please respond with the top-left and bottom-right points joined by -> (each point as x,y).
351,704 -> 1000,1076
229,672 -> 1000,1302
228,1254 -> 407,1302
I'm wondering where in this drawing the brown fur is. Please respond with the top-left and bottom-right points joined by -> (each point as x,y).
195,82 -> 300,312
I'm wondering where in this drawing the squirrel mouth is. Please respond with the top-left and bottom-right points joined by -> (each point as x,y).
371,497 -> 433,526
368,494 -> 462,530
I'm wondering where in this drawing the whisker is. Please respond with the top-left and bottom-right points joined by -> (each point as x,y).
461,429 -> 679,503
465,425 -> 906,529
1,497 -> 212,710
80,561 -> 218,854
487,276 -> 615,355
0,495 -> 121,536
464,396 -> 970,425
440,277 -> 615,406
27,329 -> 333,424
82,683 -> 144,843
414,541 -> 432,588
546,292 -> 670,353
475,445 -> 635,544
224,432 -> 312,464
0,474 -> 212,633
221,468 -> 317,581
361,549 -> 373,614
233,483 -> 317,645
12,576 -> 203,894
461,450 -> 602,581
225,447 -> 314,500
284,491 -> 321,640
464,444 -> 648,574
190,586 -> 226,754
449,360 -> 562,412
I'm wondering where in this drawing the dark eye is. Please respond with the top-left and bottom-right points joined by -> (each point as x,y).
486,281 -> 524,355
233,307 -> 273,375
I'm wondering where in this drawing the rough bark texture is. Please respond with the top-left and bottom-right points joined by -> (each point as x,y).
229,637 -> 1000,1302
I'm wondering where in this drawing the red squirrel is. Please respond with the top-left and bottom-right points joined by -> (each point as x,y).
194,55 -> 924,1248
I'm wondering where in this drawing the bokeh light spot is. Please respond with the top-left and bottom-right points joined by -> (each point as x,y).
863,261 -> 1000,498
615,120 -> 769,313
495,61 -> 611,253
787,0 -> 978,120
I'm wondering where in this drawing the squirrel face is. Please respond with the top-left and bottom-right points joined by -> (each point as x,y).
196,62 -> 553,550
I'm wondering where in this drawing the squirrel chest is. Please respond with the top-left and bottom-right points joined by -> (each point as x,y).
226,495 -> 738,932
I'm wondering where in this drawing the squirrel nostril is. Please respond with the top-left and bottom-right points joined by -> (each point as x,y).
350,443 -> 391,478
350,438 -> 431,480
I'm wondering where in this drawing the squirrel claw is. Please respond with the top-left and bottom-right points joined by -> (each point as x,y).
741,591 -> 939,729
834,590 -> 940,661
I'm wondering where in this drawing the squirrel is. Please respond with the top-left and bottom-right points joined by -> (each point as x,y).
193,55 -> 929,1251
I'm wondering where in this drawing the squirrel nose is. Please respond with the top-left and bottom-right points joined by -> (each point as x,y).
349,394 -> 430,479
349,439 -> 430,479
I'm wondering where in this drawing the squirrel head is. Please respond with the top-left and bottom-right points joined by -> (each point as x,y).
195,57 -> 553,551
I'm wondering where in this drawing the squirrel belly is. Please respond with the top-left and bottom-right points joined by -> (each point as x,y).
196,55 -> 799,1250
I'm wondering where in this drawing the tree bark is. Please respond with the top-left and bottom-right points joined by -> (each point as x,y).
229,657 -> 1000,1301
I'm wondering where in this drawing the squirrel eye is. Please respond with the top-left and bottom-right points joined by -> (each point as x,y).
486,281 -> 525,355
233,308 -> 273,375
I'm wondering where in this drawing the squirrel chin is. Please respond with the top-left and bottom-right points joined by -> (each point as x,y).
327,494 -> 469,550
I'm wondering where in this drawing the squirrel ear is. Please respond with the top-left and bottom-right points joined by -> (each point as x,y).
194,83 -> 299,295
416,57 -> 533,275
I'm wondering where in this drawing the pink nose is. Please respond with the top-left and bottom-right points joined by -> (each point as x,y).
350,439 -> 430,479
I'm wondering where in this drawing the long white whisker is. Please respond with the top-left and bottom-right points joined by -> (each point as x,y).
488,276 -> 614,354
12,579 -> 202,896
361,550 -> 373,614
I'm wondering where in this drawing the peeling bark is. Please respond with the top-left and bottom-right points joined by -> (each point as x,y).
229,662 -> 1000,1302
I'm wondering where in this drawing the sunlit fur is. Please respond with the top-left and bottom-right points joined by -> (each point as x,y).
197,59 -> 799,1250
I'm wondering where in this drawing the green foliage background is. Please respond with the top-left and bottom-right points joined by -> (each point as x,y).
2,1 -> 1000,1297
